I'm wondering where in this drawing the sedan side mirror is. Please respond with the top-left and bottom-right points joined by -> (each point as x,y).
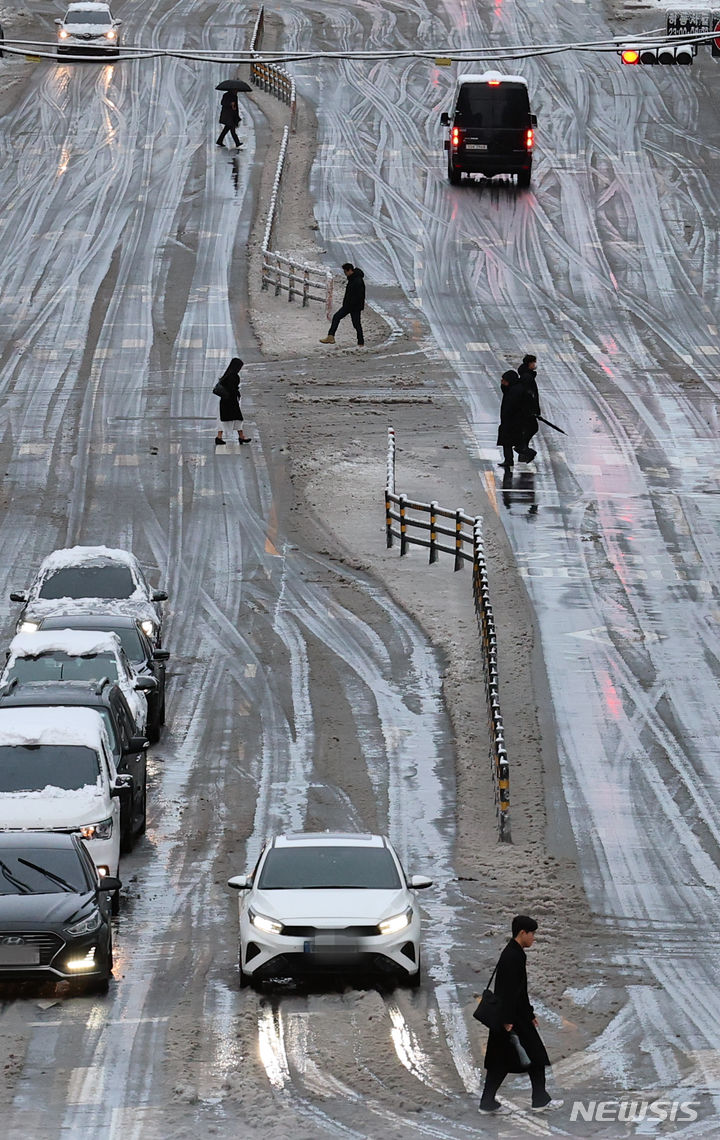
135,675 -> 158,692
152,649 -> 170,662
409,875 -> 433,889
152,590 -> 168,602
97,876 -> 122,891
9,592 -> 26,603
530,114 -> 537,127
227,875 -> 250,890
114,18 -> 122,23
124,735 -> 149,754
440,112 -> 449,126
54,17 -> 62,23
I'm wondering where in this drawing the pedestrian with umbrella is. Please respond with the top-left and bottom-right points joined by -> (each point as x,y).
476,915 -> 563,1114
215,78 -> 251,149
496,369 -> 536,468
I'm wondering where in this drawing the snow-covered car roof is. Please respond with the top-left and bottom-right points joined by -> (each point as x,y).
38,546 -> 142,574
23,598 -> 157,623
8,630 -> 123,659
66,3 -> 113,11
0,705 -> 108,749
456,71 -> 528,87
275,832 -> 384,848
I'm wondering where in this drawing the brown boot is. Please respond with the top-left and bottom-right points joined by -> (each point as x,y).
319,335 -> 335,344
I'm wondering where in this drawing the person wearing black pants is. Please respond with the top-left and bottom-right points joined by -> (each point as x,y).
216,91 -> 241,148
479,915 -> 562,1114
320,263 -> 365,346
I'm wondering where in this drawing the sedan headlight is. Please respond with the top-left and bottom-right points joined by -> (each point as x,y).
19,621 -> 39,633
66,910 -> 102,936
105,29 -> 116,38
80,818 -> 113,840
378,908 -> 413,936
58,29 -> 69,38
250,910 -> 283,936
140,620 -> 155,637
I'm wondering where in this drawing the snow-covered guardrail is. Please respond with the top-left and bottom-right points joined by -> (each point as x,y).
250,7 -> 332,316
385,427 -> 511,842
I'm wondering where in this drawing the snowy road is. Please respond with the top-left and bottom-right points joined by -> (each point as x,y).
290,0 -> 720,1128
1,0 -> 719,1133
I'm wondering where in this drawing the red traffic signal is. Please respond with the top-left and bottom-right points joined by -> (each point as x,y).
618,41 -> 696,64
621,47 -> 640,63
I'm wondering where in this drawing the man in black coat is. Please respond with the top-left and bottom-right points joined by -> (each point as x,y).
479,915 -> 561,1113
216,91 -> 241,148
517,354 -> 541,416
320,263 -> 366,346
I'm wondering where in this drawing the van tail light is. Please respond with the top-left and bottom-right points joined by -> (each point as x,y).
525,128 -> 534,151
487,79 -> 501,86
451,126 -> 462,148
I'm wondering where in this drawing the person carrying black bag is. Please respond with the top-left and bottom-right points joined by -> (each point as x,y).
476,915 -> 562,1114
214,357 -> 251,446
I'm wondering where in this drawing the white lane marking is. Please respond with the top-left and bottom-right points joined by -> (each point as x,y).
67,1065 -> 105,1105
258,1005 -> 290,1090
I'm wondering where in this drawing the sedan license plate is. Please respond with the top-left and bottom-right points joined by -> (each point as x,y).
0,945 -> 40,965
303,936 -> 359,956
465,144 -> 487,151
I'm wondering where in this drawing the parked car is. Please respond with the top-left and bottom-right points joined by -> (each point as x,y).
0,679 -> 149,852
0,707 -> 128,909
55,3 -> 122,56
37,615 -> 168,742
1,630 -> 155,733
228,832 -> 432,987
441,71 -> 537,188
0,831 -> 117,992
10,546 -> 167,645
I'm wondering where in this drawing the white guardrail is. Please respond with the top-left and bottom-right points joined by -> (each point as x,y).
385,427 -> 511,842
250,7 -> 333,317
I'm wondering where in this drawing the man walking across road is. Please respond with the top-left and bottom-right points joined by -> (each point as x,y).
320,263 -> 365,346
517,353 -> 540,416
216,90 -> 241,149
479,915 -> 562,1114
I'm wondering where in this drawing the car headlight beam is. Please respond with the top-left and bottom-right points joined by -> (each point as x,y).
378,908 -> 413,936
249,910 -> 283,936
140,620 -> 155,636
19,621 -> 39,633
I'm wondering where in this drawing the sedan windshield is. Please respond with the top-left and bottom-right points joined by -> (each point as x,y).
257,847 -> 402,890
0,850 -> 89,894
0,744 -> 100,792
64,10 -> 112,24
7,652 -> 118,684
38,565 -> 135,600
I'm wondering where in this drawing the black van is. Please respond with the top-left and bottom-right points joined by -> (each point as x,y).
441,71 -> 537,188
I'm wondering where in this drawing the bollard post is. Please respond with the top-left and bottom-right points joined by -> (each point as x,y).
399,494 -> 408,557
454,509 -> 463,571
302,267 -> 310,307
429,502 -> 438,564
288,262 -> 295,303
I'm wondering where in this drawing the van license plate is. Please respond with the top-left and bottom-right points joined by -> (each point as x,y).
465,144 -> 487,150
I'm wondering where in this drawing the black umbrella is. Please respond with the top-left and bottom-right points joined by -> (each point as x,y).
216,79 -> 252,93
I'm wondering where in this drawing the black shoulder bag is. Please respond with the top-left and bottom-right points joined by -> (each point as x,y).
472,962 -> 505,1031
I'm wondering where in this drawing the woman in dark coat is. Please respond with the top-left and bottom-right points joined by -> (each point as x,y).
479,916 -> 558,1113
215,358 -> 251,445
216,91 -> 241,148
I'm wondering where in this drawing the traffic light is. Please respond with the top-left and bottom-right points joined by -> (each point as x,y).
619,41 -> 696,64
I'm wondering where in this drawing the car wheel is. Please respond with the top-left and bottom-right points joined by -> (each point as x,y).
159,696 -> 166,726
111,887 -> 121,916
238,947 -> 252,988
448,157 -> 461,186
120,808 -> 134,854
148,718 -> 161,744
517,165 -> 532,189
138,771 -> 147,835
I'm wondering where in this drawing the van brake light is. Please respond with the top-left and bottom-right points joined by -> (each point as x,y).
451,127 -> 461,147
525,128 -> 534,150
487,80 -> 501,86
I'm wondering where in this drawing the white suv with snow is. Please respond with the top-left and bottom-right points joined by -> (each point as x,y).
0,707 -> 127,907
228,832 -> 432,987
1,629 -> 154,732
56,3 -> 122,56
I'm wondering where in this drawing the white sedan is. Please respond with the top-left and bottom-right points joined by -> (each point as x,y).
56,3 -> 122,55
228,832 -> 432,987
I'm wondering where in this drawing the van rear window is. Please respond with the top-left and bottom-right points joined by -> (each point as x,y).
455,85 -> 530,128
